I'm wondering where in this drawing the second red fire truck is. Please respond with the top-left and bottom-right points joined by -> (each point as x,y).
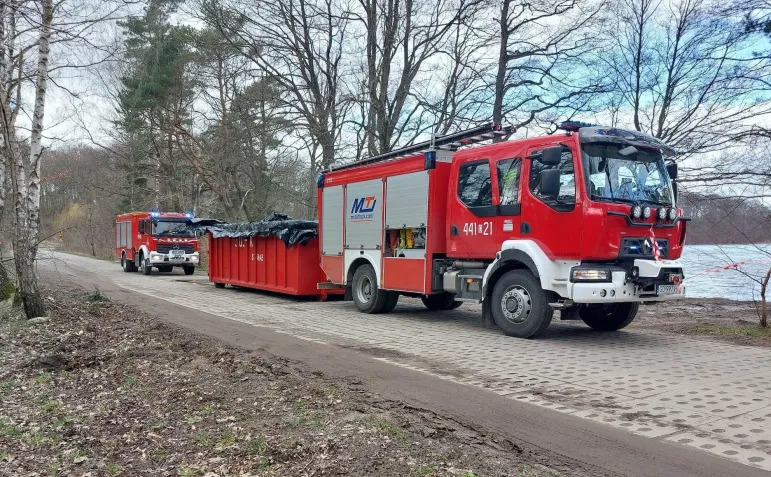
316,122 -> 688,338
116,211 -> 200,275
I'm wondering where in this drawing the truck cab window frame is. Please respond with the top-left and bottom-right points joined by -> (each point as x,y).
528,147 -> 576,212
457,159 -> 496,217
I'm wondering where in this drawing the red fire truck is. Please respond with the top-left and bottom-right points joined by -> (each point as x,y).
116,211 -> 200,275
316,122 -> 688,338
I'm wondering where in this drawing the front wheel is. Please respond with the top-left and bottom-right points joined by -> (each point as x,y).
141,253 -> 152,275
578,303 -> 639,331
351,264 -> 388,313
183,266 -> 195,276
490,270 -> 552,338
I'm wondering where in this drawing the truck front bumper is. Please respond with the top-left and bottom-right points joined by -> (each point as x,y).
148,251 -> 199,265
567,259 -> 685,304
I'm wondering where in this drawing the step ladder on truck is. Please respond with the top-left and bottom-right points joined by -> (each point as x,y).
316,121 -> 690,338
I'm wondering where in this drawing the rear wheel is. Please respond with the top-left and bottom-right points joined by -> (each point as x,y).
183,266 -> 195,276
578,303 -> 639,331
421,293 -> 461,311
352,264 -> 388,313
381,291 -> 400,313
140,253 -> 152,275
121,253 -> 137,272
490,270 -> 552,338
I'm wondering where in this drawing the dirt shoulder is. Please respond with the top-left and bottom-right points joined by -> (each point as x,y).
1,279 -> 573,477
631,298 -> 771,348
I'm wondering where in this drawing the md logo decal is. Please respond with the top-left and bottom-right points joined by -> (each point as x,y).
350,196 -> 377,222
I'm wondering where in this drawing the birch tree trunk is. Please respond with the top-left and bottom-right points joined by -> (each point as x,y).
14,0 -> 52,319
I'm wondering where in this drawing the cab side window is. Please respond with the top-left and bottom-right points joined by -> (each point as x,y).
529,147 -> 576,212
497,158 -> 521,205
139,220 -> 146,234
458,161 -> 492,207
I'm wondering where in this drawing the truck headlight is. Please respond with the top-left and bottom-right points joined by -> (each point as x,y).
191,255 -> 199,262
571,269 -> 611,282
151,254 -> 163,261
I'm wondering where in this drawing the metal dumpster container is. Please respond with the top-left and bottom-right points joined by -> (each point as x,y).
207,234 -> 338,299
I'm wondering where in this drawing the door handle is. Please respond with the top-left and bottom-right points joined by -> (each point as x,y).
450,225 -> 459,236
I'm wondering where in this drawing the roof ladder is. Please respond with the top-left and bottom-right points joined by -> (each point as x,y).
328,122 -> 515,172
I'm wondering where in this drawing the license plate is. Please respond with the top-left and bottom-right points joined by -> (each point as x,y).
170,250 -> 184,257
656,284 -> 678,295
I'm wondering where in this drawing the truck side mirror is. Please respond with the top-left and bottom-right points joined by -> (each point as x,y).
666,162 -> 678,180
540,169 -> 561,197
540,146 -> 563,166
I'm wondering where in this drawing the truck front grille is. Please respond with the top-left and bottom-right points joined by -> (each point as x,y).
156,244 -> 195,254
619,238 -> 669,259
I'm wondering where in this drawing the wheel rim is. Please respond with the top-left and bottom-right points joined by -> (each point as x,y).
500,285 -> 532,324
356,275 -> 373,304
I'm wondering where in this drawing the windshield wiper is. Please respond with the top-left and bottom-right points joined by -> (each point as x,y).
639,199 -> 671,206
591,194 -> 636,204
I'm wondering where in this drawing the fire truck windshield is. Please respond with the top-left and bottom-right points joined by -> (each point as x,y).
152,220 -> 195,237
581,142 -> 673,206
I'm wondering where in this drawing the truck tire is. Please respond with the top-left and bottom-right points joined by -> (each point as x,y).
421,293 -> 461,311
578,303 -> 639,331
121,253 -> 135,273
140,253 -> 152,275
491,269 -> 553,338
183,266 -> 195,276
352,264 -> 388,313
381,291 -> 400,313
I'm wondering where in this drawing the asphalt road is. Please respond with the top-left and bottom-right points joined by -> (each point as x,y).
43,251 -> 771,477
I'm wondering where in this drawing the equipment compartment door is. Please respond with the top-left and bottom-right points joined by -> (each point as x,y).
447,159 -> 500,259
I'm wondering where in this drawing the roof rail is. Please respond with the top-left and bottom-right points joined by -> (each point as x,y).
328,123 -> 514,172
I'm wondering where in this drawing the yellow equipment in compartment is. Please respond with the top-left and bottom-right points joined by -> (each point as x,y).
398,229 -> 415,249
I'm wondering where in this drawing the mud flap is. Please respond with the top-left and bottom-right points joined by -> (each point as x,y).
482,298 -> 497,329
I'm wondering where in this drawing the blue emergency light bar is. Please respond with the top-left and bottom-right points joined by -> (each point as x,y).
558,120 -> 598,132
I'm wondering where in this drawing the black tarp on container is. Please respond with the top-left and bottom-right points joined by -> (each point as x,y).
188,213 -> 318,248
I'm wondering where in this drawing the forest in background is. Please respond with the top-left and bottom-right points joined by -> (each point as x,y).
1,0 -> 770,261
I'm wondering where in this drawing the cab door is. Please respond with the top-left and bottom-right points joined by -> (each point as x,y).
447,158 -> 499,259
520,144 -> 583,259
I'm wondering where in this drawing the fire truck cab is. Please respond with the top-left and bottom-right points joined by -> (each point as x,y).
317,122 -> 689,338
115,211 -> 200,276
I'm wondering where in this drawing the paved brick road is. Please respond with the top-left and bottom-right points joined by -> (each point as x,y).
47,252 -> 771,472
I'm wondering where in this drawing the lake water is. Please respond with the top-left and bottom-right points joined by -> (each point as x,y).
680,244 -> 771,301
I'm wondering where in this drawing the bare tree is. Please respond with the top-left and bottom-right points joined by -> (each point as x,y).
605,0 -> 771,155
203,0 -> 351,171
491,0 -> 607,131
352,0 -> 481,155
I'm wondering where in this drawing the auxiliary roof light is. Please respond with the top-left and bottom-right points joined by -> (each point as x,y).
631,205 -> 642,219
657,207 -> 668,221
642,206 -> 652,219
668,208 -> 677,221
